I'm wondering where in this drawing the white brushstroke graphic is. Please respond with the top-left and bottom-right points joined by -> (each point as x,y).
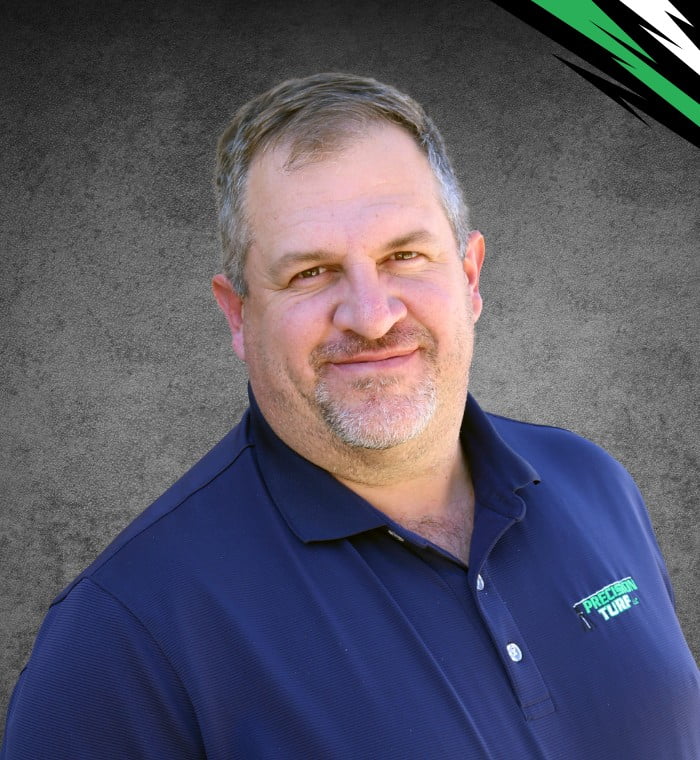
619,0 -> 700,75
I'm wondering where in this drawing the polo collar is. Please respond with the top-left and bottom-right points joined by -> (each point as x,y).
459,395 -> 540,518
248,386 -> 540,543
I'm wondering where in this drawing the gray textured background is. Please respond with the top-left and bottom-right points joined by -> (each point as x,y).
1,0 -> 698,736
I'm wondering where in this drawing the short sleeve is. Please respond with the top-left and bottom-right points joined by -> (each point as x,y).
1,578 -> 204,759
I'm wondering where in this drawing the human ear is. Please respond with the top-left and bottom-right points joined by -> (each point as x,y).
212,273 -> 246,361
463,231 -> 485,322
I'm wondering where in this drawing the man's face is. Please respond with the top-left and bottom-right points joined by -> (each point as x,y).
214,123 -> 484,458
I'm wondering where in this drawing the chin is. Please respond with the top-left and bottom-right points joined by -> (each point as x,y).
316,384 -> 437,450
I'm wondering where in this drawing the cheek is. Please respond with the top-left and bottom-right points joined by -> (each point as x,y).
407,279 -> 471,330
422,286 -> 476,366
245,299 -> 326,380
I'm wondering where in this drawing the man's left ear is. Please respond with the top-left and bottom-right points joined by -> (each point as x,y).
212,273 -> 246,361
463,230 -> 485,322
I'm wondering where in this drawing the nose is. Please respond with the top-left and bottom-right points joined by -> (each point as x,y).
332,267 -> 407,339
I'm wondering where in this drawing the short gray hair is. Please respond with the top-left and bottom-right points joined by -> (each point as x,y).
215,72 -> 470,296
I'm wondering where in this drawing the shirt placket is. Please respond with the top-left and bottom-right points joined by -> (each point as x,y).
470,497 -> 555,721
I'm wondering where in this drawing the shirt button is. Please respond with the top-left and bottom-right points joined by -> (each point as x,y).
506,643 -> 523,662
476,574 -> 485,591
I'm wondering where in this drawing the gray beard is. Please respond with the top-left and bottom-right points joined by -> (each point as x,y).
314,373 -> 437,450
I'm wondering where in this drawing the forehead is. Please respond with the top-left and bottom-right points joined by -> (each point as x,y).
245,124 -> 452,254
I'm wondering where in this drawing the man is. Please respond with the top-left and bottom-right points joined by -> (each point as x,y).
1,73 -> 698,758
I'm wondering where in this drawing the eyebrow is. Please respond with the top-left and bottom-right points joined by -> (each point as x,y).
382,229 -> 437,251
270,229 -> 439,279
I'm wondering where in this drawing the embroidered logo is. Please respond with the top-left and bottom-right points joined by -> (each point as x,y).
573,576 -> 640,631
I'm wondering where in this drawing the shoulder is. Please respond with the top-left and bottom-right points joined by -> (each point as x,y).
486,411 -> 669,579
3,576 -> 204,757
484,410 -> 658,541
53,408 -> 258,606
487,411 -> 635,488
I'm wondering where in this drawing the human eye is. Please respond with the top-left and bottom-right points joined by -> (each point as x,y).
295,265 -> 327,280
391,251 -> 422,262
287,265 -> 333,288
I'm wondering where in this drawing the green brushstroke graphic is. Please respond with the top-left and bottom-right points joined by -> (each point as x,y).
532,0 -> 700,127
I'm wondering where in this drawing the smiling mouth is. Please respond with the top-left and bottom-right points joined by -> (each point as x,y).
329,348 -> 419,371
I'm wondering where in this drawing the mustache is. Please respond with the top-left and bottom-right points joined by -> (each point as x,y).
310,325 -> 436,369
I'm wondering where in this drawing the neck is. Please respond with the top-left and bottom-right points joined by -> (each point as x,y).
258,388 -> 475,563
333,437 -> 474,563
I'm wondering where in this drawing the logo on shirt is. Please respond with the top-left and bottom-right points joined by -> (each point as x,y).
573,576 -> 640,631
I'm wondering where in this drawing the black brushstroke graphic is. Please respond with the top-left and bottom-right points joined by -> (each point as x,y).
491,0 -> 700,148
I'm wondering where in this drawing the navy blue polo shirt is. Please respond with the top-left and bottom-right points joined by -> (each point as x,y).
2,391 -> 698,758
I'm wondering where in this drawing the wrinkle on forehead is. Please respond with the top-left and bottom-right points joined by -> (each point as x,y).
245,124 -> 451,260
263,196 -> 449,265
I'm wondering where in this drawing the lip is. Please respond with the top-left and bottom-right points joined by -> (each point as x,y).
329,348 -> 419,372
